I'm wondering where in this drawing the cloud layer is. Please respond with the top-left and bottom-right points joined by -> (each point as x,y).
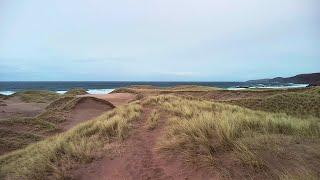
0,0 -> 319,81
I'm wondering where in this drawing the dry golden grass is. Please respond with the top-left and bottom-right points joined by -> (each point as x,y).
64,88 -> 88,96
11,90 -> 61,103
112,85 -> 221,95
146,110 -> 160,130
228,91 -> 320,118
144,95 -> 320,179
0,103 -> 142,179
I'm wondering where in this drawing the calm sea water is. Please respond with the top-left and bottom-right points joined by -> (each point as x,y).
0,81 -> 308,95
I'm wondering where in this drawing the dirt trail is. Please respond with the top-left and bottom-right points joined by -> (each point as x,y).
71,107 -> 212,180
72,108 -> 172,179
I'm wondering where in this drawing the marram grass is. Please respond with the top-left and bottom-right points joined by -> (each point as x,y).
144,95 -> 320,179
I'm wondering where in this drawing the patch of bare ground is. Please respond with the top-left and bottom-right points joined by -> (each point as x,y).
0,96 -> 47,119
60,97 -> 115,131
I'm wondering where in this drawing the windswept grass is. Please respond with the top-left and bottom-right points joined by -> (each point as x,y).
65,88 -> 88,96
229,92 -> 320,118
145,95 -> 320,178
0,129 -> 43,154
0,103 -> 142,179
0,117 -> 57,132
146,110 -> 160,130
11,90 -> 60,103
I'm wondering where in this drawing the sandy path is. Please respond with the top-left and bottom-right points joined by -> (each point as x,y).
71,107 -> 212,180
78,93 -> 136,106
72,108 -> 174,180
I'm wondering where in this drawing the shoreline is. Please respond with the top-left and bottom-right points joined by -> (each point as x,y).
0,83 -> 310,95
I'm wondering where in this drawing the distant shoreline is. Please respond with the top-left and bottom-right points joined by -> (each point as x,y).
0,83 -> 309,95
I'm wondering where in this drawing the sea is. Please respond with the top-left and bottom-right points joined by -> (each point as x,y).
0,81 -> 309,95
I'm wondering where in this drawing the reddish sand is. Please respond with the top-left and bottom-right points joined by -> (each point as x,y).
0,97 -> 46,119
78,93 -> 137,106
60,97 -> 115,131
71,108 -> 214,180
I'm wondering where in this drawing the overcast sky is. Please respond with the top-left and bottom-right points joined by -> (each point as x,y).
0,0 -> 319,81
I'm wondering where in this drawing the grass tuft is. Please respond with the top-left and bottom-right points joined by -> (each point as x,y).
146,110 -> 160,130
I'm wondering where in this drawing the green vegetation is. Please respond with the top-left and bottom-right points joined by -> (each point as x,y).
0,103 -> 142,179
144,95 -> 320,179
65,88 -> 88,96
11,90 -> 60,103
146,110 -> 160,130
229,92 -> 320,118
0,117 -> 57,131
304,87 -> 320,95
0,117 -> 58,155
0,128 -> 43,154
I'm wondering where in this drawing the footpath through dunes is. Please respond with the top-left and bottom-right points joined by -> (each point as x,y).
70,95 -> 320,180
71,106 -> 209,180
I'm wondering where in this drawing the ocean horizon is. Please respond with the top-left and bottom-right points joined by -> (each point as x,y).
0,81 -> 308,95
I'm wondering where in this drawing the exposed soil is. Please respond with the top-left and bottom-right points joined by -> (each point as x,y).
60,97 -> 115,131
0,97 -> 47,119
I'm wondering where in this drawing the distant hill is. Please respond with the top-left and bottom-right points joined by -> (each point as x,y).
247,73 -> 320,86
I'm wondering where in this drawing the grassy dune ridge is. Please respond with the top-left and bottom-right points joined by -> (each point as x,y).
10,90 -> 61,103
144,95 -> 320,178
0,103 -> 142,179
0,90 -> 116,155
229,89 -> 320,118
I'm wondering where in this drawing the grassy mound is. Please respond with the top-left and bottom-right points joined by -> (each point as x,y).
41,96 -> 115,124
46,96 -> 115,111
111,88 -> 137,94
0,117 -> 57,155
228,92 -> 320,118
0,103 -> 142,179
65,88 -> 88,96
144,95 -> 320,179
0,129 -> 43,154
0,96 -> 116,156
11,90 -> 60,103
